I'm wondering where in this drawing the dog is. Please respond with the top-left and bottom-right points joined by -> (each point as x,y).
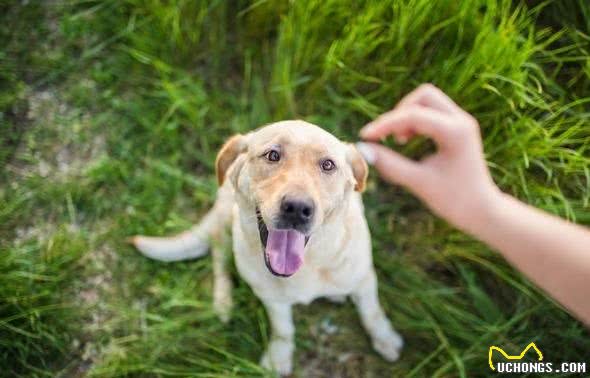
131,120 -> 403,375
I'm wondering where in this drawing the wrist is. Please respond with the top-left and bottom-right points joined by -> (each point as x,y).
458,185 -> 506,239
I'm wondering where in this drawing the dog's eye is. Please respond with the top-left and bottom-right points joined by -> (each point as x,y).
320,159 -> 336,172
265,149 -> 281,162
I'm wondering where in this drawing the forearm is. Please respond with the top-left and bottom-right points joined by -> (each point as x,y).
465,192 -> 590,324
360,84 -> 590,323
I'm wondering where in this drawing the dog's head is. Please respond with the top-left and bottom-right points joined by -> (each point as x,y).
216,120 -> 367,277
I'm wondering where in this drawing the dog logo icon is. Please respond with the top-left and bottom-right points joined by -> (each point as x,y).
488,342 -> 543,371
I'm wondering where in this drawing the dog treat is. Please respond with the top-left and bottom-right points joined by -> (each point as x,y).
355,142 -> 376,165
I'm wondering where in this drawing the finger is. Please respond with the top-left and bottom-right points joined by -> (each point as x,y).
395,83 -> 463,115
358,142 -> 424,188
360,105 -> 454,149
395,129 -> 416,144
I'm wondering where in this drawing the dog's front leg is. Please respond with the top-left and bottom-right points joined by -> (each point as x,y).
260,301 -> 295,375
211,229 -> 233,323
351,269 -> 403,362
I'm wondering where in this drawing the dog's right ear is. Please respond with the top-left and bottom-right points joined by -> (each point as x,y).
347,144 -> 368,192
216,134 -> 247,186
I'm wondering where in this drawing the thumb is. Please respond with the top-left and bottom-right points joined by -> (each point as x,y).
356,142 -> 423,188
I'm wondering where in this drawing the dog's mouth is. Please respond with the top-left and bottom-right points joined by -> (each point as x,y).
256,208 -> 310,277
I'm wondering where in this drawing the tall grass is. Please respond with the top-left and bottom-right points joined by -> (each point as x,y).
1,0 -> 589,376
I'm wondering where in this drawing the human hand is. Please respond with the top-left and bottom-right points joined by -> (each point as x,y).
357,84 -> 502,232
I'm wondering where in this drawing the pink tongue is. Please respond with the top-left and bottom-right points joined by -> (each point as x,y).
265,229 -> 305,276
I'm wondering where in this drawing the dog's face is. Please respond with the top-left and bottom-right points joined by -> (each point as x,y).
216,120 -> 367,277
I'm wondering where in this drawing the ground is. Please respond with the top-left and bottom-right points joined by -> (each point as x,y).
1,1 -> 589,377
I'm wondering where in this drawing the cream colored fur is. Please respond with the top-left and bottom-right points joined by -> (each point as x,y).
132,120 -> 403,375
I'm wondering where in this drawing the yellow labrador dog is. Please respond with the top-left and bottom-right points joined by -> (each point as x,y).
132,120 -> 403,375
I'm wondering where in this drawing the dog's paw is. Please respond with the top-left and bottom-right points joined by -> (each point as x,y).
213,295 -> 232,323
260,339 -> 294,376
372,330 -> 404,362
213,275 -> 233,323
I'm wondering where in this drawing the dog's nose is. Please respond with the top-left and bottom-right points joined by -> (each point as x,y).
280,197 -> 315,226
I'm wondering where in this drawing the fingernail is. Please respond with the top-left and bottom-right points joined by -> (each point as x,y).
355,142 -> 376,165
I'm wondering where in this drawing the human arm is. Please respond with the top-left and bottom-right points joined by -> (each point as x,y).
357,84 -> 590,324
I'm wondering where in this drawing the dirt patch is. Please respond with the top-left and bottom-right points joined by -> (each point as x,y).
71,239 -> 119,375
8,86 -> 105,180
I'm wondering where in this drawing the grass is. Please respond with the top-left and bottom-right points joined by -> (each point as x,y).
1,0 -> 589,376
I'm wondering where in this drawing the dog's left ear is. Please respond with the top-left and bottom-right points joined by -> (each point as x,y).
347,144 -> 368,192
216,134 -> 247,186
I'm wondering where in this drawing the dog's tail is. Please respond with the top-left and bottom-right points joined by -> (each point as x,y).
130,183 -> 234,262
